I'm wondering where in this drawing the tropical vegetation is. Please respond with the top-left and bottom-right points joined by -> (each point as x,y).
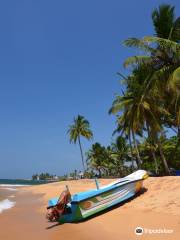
32,173 -> 56,180
67,115 -> 93,171
68,4 -> 180,177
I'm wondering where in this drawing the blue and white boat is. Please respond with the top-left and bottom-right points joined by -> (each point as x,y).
47,170 -> 148,223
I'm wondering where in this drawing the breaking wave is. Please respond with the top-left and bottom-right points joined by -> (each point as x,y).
0,199 -> 15,213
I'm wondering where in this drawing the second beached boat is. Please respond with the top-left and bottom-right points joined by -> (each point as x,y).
46,170 -> 148,223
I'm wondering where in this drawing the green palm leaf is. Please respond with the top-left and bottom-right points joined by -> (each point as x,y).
143,36 -> 179,53
169,67 -> 180,93
123,38 -> 156,54
123,55 -> 152,68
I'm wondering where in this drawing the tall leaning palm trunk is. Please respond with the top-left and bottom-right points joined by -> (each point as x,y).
153,131 -> 170,175
148,124 -> 170,175
78,136 -> 85,171
132,130 -> 142,168
128,134 -> 135,169
178,126 -> 180,143
151,149 -> 158,175
147,124 -> 159,175
68,115 -> 93,172
157,138 -> 171,175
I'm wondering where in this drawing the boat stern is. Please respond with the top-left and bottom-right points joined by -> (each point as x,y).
126,170 -> 149,181
130,170 -> 148,193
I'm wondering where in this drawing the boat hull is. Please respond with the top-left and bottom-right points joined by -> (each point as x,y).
54,180 -> 143,223
47,170 -> 147,223
78,181 -> 142,219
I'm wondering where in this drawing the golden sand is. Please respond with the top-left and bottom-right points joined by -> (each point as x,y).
0,177 -> 179,240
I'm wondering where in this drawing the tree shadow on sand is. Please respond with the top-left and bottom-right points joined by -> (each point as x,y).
46,187 -> 148,229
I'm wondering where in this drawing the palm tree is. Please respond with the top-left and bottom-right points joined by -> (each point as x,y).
68,115 -> 93,172
86,142 -> 108,177
110,136 -> 128,176
109,4 -> 179,175
152,4 -> 180,41
109,66 -> 172,174
146,124 -> 159,174
123,37 -> 180,93
109,94 -> 142,168
112,118 -> 137,169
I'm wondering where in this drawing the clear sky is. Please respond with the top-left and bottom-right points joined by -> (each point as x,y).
0,0 -> 179,179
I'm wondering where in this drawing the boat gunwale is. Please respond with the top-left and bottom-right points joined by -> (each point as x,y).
71,178 -> 143,203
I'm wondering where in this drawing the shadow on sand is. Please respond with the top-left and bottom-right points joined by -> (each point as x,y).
46,187 -> 148,230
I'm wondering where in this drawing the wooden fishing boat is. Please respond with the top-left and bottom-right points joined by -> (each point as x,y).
46,170 -> 148,223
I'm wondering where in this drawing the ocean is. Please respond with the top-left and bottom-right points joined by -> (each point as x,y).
0,179 -> 50,213
0,178 -> 50,186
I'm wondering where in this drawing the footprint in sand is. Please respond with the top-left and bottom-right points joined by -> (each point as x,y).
165,201 -> 176,207
153,185 -> 161,190
148,194 -> 155,198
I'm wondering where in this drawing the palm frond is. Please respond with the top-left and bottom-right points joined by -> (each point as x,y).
169,66 -> 180,93
143,36 -> 179,53
152,4 -> 175,39
123,55 -> 152,68
123,38 -> 156,54
170,17 -> 180,41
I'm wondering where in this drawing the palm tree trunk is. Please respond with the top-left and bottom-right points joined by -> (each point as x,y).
132,130 -> 141,168
128,135 -> 135,169
178,126 -> 180,143
157,139 -> 170,175
151,149 -> 158,175
78,136 -> 85,172
172,128 -> 180,164
98,168 -> 101,178
147,124 -> 158,175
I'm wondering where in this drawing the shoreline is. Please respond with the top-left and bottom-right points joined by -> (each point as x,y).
0,189 -> 50,240
0,185 -> 24,213
0,177 -> 180,240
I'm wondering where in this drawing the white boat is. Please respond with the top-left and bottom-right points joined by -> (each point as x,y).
47,170 -> 148,222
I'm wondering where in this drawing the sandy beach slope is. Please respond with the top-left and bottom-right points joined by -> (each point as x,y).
0,177 -> 179,240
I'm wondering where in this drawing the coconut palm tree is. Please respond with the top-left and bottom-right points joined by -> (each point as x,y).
109,65 -> 172,174
123,37 -> 180,92
110,136 -> 129,176
109,95 -> 141,167
86,142 -> 108,177
109,4 -> 179,175
151,4 -> 180,143
152,4 -> 180,41
68,115 -> 93,172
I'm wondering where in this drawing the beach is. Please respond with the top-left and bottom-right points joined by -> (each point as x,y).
0,177 -> 180,240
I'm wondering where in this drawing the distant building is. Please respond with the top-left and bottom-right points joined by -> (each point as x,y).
78,171 -> 84,179
53,175 -> 59,180
67,176 -> 74,180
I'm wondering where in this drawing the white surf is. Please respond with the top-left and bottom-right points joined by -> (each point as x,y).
0,199 -> 15,213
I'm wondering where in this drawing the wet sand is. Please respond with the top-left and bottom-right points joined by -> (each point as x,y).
0,190 -> 50,240
0,177 -> 180,240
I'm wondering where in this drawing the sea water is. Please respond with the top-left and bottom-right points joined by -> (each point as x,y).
0,186 -> 17,213
0,179 -> 49,213
0,199 -> 16,213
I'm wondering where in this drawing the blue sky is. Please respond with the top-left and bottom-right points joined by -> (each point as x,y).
0,0 -> 179,178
